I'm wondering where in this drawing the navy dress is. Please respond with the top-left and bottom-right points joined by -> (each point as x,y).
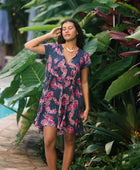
35,43 -> 91,136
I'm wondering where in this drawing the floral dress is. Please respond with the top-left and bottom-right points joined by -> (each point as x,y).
35,43 -> 91,136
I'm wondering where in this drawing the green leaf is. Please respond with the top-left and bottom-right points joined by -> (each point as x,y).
105,141 -> 114,155
17,98 -> 27,124
126,26 -> 140,41
21,62 -> 45,87
8,84 -> 40,106
26,96 -> 40,107
117,2 -> 140,14
84,38 -> 98,56
85,124 -> 123,141
0,48 -> 37,78
71,1 -> 117,18
126,103 -> 135,129
19,24 -> 60,32
80,12 -> 95,28
0,74 -> 20,99
104,68 -> 140,101
95,0 -> 118,8
95,31 -> 110,52
71,3 -> 94,18
32,1 -> 64,21
94,129 -> 117,139
112,23 -> 128,32
22,0 -> 38,8
43,17 -> 60,24
84,144 -> 103,154
14,104 -> 38,147
99,112 -> 129,133
94,56 -> 133,88
66,0 -> 78,9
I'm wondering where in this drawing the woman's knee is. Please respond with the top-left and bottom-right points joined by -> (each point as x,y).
44,136 -> 56,151
44,126 -> 57,149
64,133 -> 75,146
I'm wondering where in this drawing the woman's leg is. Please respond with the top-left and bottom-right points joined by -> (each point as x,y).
62,132 -> 75,170
44,126 -> 57,170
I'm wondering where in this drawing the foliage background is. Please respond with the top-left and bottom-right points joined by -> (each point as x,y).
0,0 -> 140,169
0,0 -> 30,54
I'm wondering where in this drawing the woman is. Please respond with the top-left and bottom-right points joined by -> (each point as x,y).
24,18 -> 91,170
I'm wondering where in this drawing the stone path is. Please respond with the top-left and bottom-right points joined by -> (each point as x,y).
0,72 -> 49,169
0,113 -> 48,170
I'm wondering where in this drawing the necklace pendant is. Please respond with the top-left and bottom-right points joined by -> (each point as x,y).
66,47 -> 74,53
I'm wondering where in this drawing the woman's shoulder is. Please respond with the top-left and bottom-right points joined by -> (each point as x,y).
78,48 -> 89,56
44,42 -> 59,48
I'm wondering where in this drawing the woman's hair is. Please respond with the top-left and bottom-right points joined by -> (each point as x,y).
58,18 -> 85,49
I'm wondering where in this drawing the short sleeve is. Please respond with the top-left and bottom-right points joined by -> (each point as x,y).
80,52 -> 91,70
44,43 -> 54,60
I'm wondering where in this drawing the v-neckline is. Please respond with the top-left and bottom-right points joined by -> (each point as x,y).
60,44 -> 79,65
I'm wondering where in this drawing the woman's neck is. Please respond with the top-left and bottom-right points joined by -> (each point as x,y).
64,40 -> 77,50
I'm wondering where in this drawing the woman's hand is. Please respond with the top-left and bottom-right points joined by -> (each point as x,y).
49,27 -> 61,39
82,109 -> 89,123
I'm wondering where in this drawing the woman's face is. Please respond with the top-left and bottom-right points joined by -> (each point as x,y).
61,21 -> 78,42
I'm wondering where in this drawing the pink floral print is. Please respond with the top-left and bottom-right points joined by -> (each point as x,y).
35,43 -> 91,136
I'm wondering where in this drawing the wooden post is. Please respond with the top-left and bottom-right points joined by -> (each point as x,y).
113,7 -> 115,27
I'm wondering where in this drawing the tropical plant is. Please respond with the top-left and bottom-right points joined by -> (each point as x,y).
67,0 -> 140,168
0,0 -> 140,169
0,0 -> 31,54
122,142 -> 140,169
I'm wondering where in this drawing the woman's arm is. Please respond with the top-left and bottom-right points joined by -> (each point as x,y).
24,27 -> 61,54
81,66 -> 90,123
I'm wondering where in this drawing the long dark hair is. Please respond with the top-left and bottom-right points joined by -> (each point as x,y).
58,18 -> 85,49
